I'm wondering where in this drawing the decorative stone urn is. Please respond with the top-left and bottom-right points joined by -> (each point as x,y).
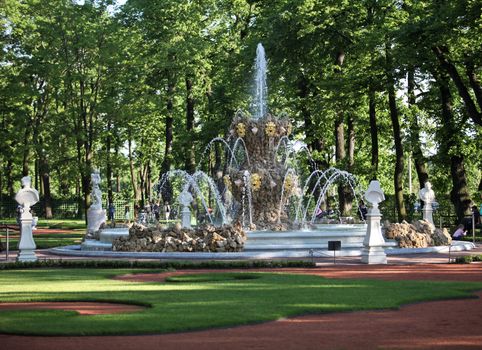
179,190 -> 194,229
86,171 -> 106,236
15,176 -> 39,262
419,181 -> 435,228
361,180 -> 387,264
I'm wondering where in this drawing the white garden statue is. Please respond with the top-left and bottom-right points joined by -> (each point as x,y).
179,190 -> 193,229
86,171 -> 106,237
361,180 -> 387,264
419,181 -> 435,227
90,172 -> 102,210
15,176 -> 39,262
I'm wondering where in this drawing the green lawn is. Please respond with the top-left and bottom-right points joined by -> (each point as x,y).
0,269 -> 481,336
0,219 -> 85,249
0,219 -> 86,230
1,234 -> 84,250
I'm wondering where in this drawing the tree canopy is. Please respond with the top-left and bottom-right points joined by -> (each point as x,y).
0,0 -> 480,222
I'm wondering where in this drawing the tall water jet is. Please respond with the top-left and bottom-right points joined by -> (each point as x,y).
251,43 -> 268,120
227,43 -> 292,230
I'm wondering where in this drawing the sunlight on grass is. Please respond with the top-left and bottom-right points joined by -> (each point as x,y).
0,269 -> 481,336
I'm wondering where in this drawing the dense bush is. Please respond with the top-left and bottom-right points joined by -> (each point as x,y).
453,255 -> 482,264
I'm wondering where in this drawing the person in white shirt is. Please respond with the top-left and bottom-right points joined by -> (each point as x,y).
452,224 -> 467,240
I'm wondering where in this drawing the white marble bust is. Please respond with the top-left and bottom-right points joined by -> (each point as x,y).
15,176 -> 39,213
419,181 -> 435,204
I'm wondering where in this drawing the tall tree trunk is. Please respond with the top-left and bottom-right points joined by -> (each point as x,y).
128,133 -> 140,202
386,45 -> 407,222
139,168 -> 145,207
368,84 -> 379,179
334,49 -> 351,215
146,161 -> 152,201
465,60 -> 482,111
39,153 -> 53,219
6,157 -> 14,197
438,74 -> 472,221
160,72 -> 175,203
75,131 -> 85,220
22,127 -> 30,176
185,76 -> 196,174
432,46 -> 482,126
407,68 -> 429,190
297,73 -> 325,169
106,118 -> 113,206
0,161 -> 3,201
347,115 -> 355,170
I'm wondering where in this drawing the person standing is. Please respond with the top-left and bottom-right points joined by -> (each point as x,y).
164,201 -> 171,221
153,201 -> 160,222
108,203 -> 115,224
124,205 -> 131,224
358,200 -> 368,221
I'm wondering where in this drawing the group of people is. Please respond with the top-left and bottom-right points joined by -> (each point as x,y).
107,201 -> 173,225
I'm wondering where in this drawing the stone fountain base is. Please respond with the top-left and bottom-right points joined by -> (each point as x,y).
81,227 -> 129,251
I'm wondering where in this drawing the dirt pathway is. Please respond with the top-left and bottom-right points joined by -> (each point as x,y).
0,302 -> 144,315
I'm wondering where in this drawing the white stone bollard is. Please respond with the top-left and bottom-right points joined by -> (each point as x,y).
15,176 -> 39,262
361,180 -> 387,264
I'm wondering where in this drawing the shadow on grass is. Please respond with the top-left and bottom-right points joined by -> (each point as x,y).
0,270 -> 481,336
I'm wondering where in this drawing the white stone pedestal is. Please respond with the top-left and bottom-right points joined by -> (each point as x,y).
422,207 -> 434,228
361,212 -> 387,264
181,207 -> 191,229
17,215 -> 37,262
87,208 -> 106,234
361,180 -> 387,265
15,176 -> 39,262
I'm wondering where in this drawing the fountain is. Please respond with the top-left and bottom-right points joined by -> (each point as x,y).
58,42 -> 474,259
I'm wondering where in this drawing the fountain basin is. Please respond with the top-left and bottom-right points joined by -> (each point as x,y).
81,227 -> 129,251
245,224 -> 370,253
52,240 -> 474,259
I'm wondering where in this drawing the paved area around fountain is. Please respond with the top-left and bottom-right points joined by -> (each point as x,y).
1,241 -> 480,265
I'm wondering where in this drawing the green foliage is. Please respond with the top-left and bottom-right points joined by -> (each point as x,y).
0,0 -> 481,220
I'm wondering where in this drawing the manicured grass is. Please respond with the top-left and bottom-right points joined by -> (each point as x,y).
2,236 -> 83,250
0,233 -> 84,250
0,269 -> 481,336
0,218 -> 86,230
0,219 -> 85,249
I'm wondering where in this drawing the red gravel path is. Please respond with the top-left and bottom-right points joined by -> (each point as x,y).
115,263 -> 482,283
1,264 -> 482,350
0,302 -> 144,315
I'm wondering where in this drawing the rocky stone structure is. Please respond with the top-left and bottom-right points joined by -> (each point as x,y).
113,222 -> 246,253
384,220 -> 451,248
227,112 -> 294,230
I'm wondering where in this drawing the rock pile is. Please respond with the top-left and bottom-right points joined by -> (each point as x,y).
384,220 -> 451,248
112,222 -> 246,253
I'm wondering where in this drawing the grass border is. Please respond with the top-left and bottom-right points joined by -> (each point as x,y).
0,259 -> 315,270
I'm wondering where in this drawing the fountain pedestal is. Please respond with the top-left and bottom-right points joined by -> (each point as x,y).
361,180 -> 387,265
